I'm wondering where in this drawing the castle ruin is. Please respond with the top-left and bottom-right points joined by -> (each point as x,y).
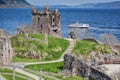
32,6 -> 61,37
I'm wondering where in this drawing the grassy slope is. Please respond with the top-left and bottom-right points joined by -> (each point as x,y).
0,68 -> 34,80
73,40 -> 110,57
62,76 -> 84,80
12,56 -> 39,62
25,62 -> 63,73
25,62 -> 84,80
11,33 -> 69,62
2,74 -> 26,80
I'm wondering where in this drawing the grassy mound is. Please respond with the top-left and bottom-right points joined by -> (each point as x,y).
11,33 -> 69,62
73,40 -> 110,57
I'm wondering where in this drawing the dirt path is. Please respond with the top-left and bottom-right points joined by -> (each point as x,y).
6,66 -> 40,80
60,38 -> 75,59
15,68 -> 40,80
24,59 -> 63,66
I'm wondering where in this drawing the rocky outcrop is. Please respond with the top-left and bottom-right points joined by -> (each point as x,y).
89,67 -> 111,80
0,0 -> 31,8
63,54 -> 90,77
63,54 -> 113,80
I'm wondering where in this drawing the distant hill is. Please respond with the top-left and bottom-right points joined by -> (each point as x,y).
34,5 -> 71,9
76,1 -> 120,8
35,1 -> 120,9
0,0 -> 31,8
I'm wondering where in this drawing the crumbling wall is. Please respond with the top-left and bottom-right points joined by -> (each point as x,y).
0,29 -> 14,66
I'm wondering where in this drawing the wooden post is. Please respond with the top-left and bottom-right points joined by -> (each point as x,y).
40,69 -> 42,80
45,33 -> 48,45
13,62 -> 16,80
25,33 -> 28,40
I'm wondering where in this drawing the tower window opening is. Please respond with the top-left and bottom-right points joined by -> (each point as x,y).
53,18 -> 55,22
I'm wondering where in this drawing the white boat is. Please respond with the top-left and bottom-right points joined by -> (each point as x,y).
68,21 -> 89,28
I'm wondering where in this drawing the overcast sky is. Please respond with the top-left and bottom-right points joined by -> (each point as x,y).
26,0 -> 120,6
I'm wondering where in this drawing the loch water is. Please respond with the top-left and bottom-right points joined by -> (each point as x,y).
0,8 -> 120,41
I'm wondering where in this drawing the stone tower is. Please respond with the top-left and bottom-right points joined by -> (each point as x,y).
32,6 -> 61,37
0,29 -> 13,66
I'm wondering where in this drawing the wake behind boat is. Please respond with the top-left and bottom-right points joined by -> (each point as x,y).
68,21 -> 89,29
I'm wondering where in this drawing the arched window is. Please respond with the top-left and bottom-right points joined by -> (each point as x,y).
53,18 -> 55,22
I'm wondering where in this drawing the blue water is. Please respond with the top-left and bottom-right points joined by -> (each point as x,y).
0,8 -> 120,41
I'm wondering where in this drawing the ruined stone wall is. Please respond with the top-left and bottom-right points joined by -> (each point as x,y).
17,25 -> 32,34
63,54 -> 112,80
0,30 -> 14,66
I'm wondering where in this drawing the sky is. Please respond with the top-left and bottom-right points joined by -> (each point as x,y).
26,0 -> 120,6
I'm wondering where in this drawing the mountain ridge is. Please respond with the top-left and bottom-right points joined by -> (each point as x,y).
76,1 -> 120,8
35,1 -> 120,9
0,0 -> 31,8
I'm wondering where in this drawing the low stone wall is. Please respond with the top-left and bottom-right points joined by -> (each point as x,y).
63,54 -> 112,80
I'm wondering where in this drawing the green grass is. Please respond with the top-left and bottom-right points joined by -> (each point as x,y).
0,68 -> 34,80
68,76 -> 84,80
25,62 -> 63,73
24,62 -> 84,80
0,68 -> 12,73
43,76 -> 54,80
11,34 -> 69,62
49,75 -> 84,80
28,33 -> 45,40
12,56 -> 39,62
73,40 -> 110,57
2,74 -> 26,80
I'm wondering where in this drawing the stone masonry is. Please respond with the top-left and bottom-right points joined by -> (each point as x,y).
0,29 -> 13,66
32,6 -> 61,37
